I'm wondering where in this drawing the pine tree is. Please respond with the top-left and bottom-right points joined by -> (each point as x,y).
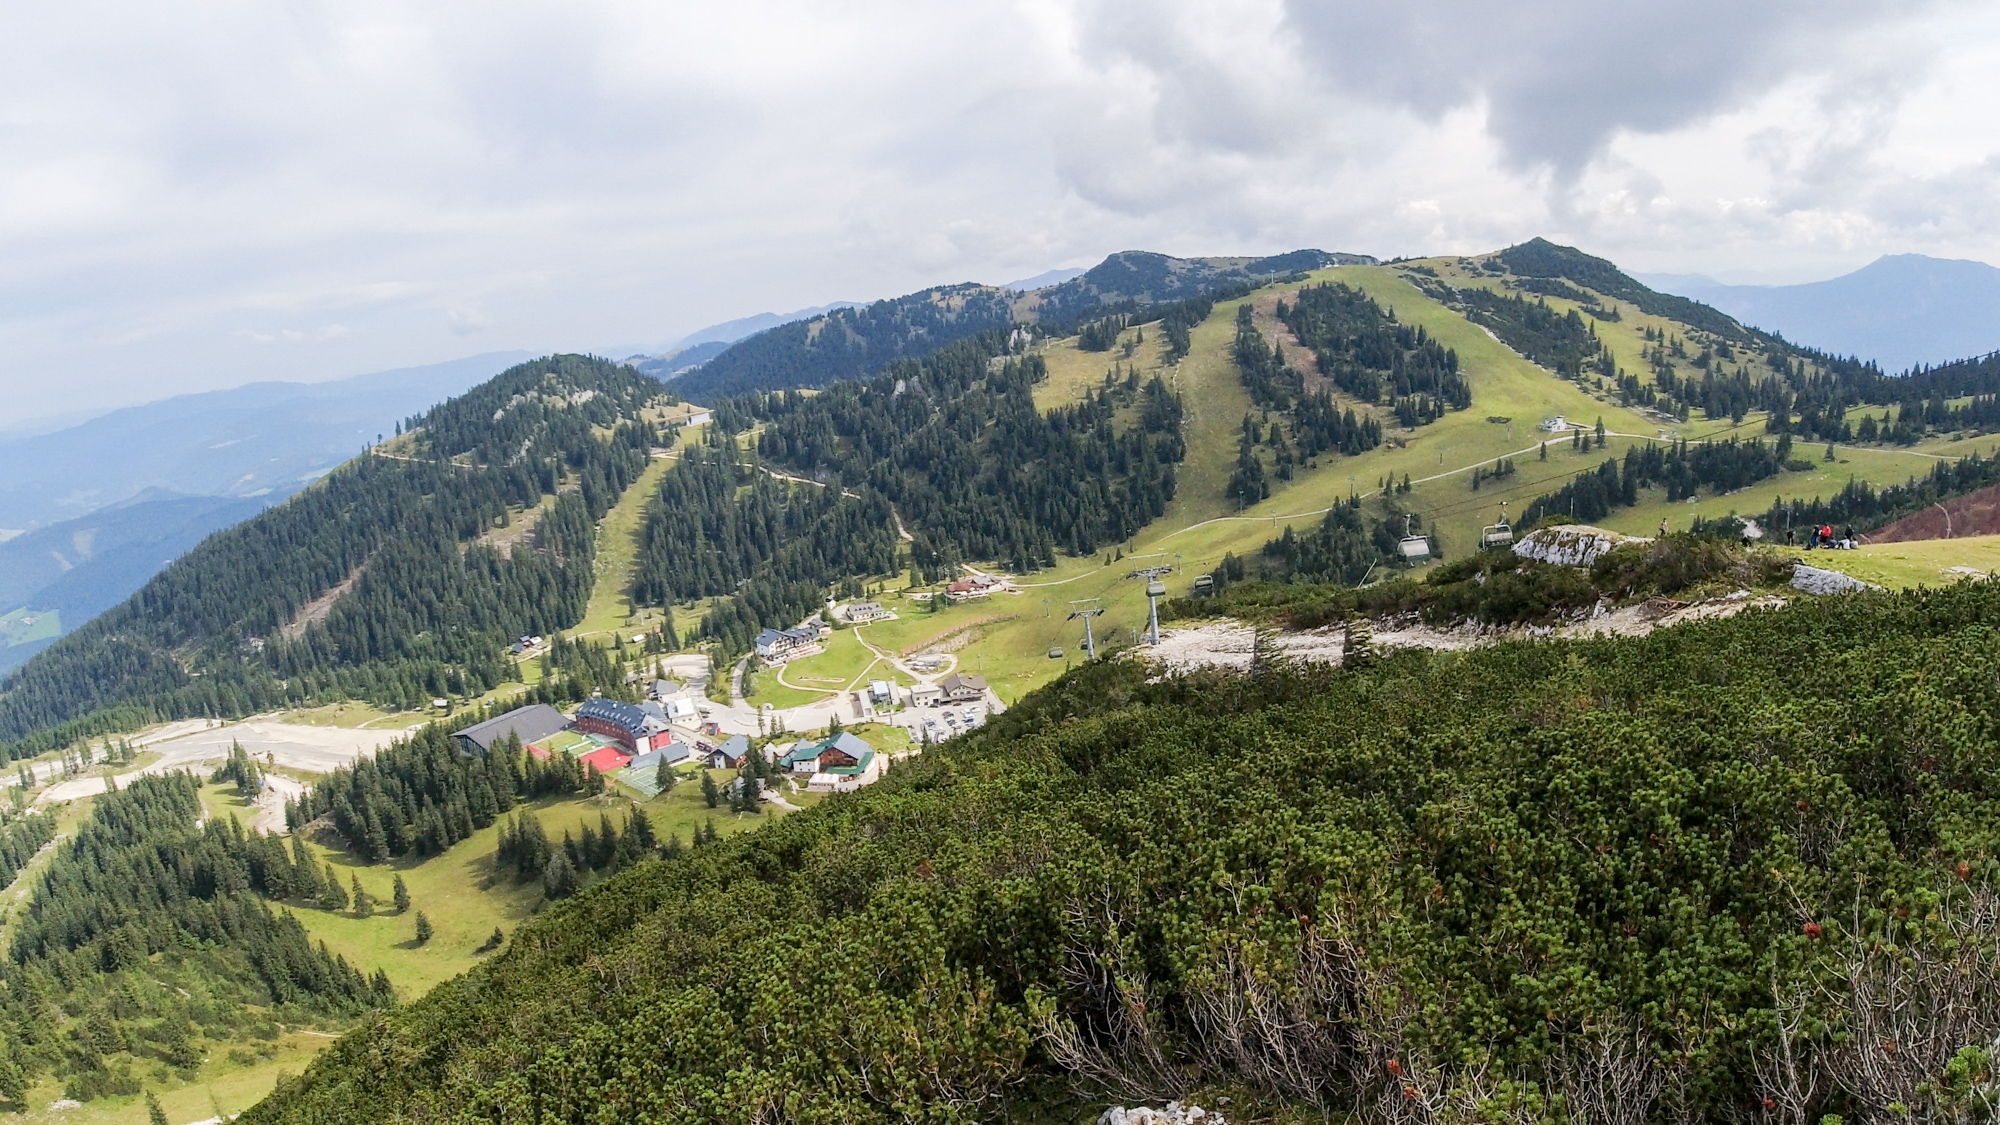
292,837 -> 322,900
414,911 -> 433,945
321,863 -> 349,911
393,873 -> 410,913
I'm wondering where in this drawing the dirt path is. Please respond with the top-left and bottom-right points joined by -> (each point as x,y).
36,720 -> 404,807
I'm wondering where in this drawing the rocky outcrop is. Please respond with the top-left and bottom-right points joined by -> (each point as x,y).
1791,563 -> 1877,595
1512,525 -> 1635,568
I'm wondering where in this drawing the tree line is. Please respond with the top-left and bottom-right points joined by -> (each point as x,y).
286,726 -> 604,866
642,333 -> 1187,662
0,808 -> 54,891
1517,436 -> 1792,531
1232,304 -> 1384,459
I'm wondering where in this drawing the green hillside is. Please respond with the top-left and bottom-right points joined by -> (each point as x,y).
897,249 -> 1999,695
0,355 -> 675,758
244,580 -> 2000,1125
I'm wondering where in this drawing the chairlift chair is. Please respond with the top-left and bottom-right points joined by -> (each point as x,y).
1397,514 -> 1432,562
1480,503 -> 1515,550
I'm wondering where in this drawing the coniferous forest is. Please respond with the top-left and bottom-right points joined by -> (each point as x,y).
3,774 -> 392,1103
0,356 -> 667,759
633,332 -> 1186,659
1275,283 -> 1471,425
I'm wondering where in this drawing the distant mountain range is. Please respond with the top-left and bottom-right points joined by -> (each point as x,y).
0,351 -> 525,667
0,351 -> 526,534
0,490 -> 291,674
1638,254 -> 2000,373
998,267 -> 1086,291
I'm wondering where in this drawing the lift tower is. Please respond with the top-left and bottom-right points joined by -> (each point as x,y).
1067,599 -> 1106,661
1133,566 -> 1173,645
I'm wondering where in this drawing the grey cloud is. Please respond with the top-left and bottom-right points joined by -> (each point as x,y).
1279,0 -> 1935,175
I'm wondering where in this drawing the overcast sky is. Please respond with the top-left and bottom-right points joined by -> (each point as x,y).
4,0 -> 1998,422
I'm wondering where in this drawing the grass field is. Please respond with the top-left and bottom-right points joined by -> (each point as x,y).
196,758 -> 795,1002
1772,534 -> 2000,588
17,1032 -> 336,1125
274,700 -> 414,730
0,605 -> 59,648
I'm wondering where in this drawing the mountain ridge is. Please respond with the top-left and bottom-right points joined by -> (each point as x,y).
1638,252 -> 2000,372
0,351 -> 529,532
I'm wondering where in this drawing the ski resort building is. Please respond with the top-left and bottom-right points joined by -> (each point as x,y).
454,704 -> 572,756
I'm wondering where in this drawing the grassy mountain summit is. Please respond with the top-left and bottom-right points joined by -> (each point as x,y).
243,580 -> 2000,1124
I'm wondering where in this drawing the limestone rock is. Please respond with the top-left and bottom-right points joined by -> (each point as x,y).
1512,525 -> 1631,568
1790,563 -> 1876,595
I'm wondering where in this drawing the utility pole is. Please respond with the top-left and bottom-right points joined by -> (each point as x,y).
1067,599 -> 1106,661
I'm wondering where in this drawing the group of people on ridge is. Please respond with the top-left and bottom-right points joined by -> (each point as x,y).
1790,523 -> 1857,550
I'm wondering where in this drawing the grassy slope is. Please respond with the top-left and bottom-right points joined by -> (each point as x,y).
1773,534 -> 2000,587
924,264 -> 1998,689
570,445 -> 684,644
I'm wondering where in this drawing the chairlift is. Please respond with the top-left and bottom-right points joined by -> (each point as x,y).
1397,514 -> 1432,562
1480,503 -> 1515,550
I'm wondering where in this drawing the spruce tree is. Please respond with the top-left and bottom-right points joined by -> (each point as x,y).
321,863 -> 349,911
414,911 -> 433,945
146,1091 -> 169,1125
702,772 -> 720,808
292,837 -> 322,900
393,873 -> 410,913
0,1057 -> 25,1108
352,874 -> 373,918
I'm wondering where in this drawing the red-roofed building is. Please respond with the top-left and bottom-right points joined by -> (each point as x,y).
578,746 -> 633,775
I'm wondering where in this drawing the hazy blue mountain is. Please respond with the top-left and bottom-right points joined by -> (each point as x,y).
0,489 -> 290,673
1638,254 -> 2000,372
674,302 -> 861,349
630,340 -> 733,381
1000,267 -> 1086,291
0,351 -> 526,532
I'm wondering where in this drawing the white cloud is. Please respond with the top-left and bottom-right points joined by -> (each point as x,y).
1,0 -> 1998,420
